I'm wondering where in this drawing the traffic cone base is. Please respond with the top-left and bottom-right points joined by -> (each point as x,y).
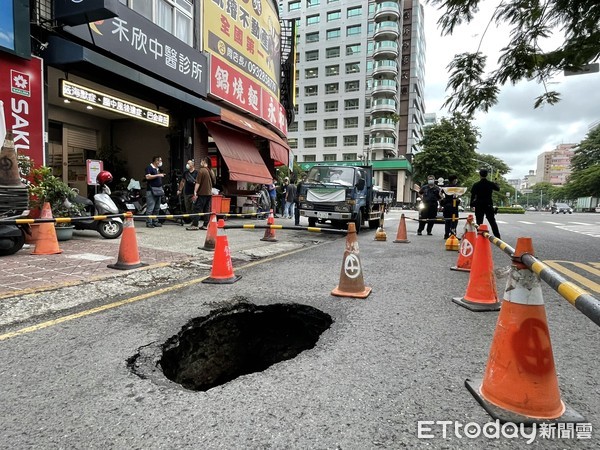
261,209 -> 277,242
203,235 -> 241,284
445,235 -> 459,251
108,214 -> 147,270
393,214 -> 410,243
465,378 -> 584,425
451,296 -> 500,311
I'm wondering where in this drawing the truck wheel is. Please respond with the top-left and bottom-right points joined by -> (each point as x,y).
308,217 -> 317,227
354,210 -> 362,233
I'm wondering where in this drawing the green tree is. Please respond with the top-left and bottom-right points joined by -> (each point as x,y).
414,112 -> 479,184
471,153 -> 511,177
564,165 -> 600,198
432,0 -> 600,114
570,126 -> 600,173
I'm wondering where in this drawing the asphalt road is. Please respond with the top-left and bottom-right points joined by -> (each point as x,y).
0,210 -> 598,449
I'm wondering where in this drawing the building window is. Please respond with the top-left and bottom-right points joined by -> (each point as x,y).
327,10 -> 341,21
326,47 -> 340,58
305,103 -> 318,114
323,154 -> 337,161
289,122 -> 298,132
367,41 -> 375,53
306,14 -> 320,25
295,86 -> 299,97
307,0 -> 320,7
324,119 -> 338,129
126,0 -> 193,45
344,117 -> 359,128
364,135 -> 370,145
347,6 -> 362,17
289,1 -> 300,11
368,3 -> 376,14
345,80 -> 359,92
295,69 -> 299,81
325,65 -> 339,76
304,138 -> 317,148
324,137 -> 337,147
326,28 -> 341,39
327,0 -> 339,3
346,44 -> 361,55
288,138 -> 298,149
343,152 -> 357,160
368,22 -> 374,33
305,67 -> 318,78
325,101 -> 339,112
306,32 -> 319,43
305,85 -> 318,96
344,136 -> 358,146
344,99 -> 359,110
345,62 -> 360,74
304,154 -> 316,161
325,83 -> 339,94
366,61 -> 374,73
347,25 -> 361,36
304,120 -> 317,131
305,50 -> 319,61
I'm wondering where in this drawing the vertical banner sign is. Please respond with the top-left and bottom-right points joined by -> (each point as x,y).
86,159 -> 104,185
0,54 -> 45,167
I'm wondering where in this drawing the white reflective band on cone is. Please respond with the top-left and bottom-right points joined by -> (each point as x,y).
504,267 -> 544,305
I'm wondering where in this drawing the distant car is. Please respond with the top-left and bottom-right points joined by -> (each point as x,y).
551,203 -> 573,214
526,206 -> 537,211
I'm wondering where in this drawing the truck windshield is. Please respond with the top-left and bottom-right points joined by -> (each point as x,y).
306,167 -> 355,186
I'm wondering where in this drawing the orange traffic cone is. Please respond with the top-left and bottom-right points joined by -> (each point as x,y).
393,213 -> 410,243
465,238 -> 584,424
199,213 -> 218,251
32,202 -> 62,255
445,234 -> 459,251
260,209 -> 277,242
203,219 -> 241,284
451,215 -> 476,272
452,224 -> 500,311
331,223 -> 372,299
108,213 -> 147,270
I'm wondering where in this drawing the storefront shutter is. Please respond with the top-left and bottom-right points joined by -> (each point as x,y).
65,125 -> 98,150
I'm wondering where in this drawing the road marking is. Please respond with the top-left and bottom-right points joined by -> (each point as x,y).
543,221 -> 561,225
569,222 -> 592,226
544,261 -> 600,294
0,243 -> 329,342
496,220 -> 508,224
518,221 -> 535,225
556,224 -> 600,238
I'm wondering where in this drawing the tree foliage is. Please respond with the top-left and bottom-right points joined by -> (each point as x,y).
431,0 -> 600,115
414,113 -> 479,184
570,126 -> 600,173
471,153 -> 511,176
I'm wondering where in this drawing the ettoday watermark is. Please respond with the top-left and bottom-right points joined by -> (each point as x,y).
417,420 -> 593,443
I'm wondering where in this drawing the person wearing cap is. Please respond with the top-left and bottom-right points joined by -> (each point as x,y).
470,168 -> 501,238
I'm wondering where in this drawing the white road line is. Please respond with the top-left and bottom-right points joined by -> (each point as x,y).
556,224 -> 600,238
518,221 -> 535,225
569,222 -> 592,226
544,221 -> 561,225
496,220 -> 508,224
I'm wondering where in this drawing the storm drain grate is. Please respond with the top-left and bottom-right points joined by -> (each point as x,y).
159,302 -> 332,391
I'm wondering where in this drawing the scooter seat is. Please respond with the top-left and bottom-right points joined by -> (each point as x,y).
73,194 -> 94,206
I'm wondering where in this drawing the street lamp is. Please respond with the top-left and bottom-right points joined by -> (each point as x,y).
473,158 -> 494,179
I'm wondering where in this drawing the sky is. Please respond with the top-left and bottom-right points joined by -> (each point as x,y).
422,1 -> 600,180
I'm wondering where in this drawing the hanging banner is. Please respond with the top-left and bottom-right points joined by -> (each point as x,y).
0,54 -> 45,167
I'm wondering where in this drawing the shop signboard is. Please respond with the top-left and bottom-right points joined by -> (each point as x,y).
209,55 -> 287,135
64,2 -> 207,97
0,54 -> 44,167
54,0 -> 118,26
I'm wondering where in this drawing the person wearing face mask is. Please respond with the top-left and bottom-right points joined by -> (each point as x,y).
177,160 -> 198,217
145,155 -> 165,228
417,174 -> 442,236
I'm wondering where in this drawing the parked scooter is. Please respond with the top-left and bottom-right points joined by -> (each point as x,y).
111,178 -> 145,216
69,171 -> 123,239
0,210 -> 31,256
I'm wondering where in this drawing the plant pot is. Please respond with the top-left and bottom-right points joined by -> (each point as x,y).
55,225 -> 74,241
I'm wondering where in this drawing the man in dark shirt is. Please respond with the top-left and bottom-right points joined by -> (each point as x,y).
470,169 -> 501,238
145,156 -> 165,228
417,175 -> 442,236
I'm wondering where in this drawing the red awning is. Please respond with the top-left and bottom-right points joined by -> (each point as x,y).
199,108 -> 290,166
206,122 -> 273,185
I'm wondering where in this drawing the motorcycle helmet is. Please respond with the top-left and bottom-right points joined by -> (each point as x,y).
96,170 -> 113,186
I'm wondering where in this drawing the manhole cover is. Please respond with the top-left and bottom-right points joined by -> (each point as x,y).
158,302 -> 332,391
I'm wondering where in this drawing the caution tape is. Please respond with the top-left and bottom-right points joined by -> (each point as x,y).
222,224 -> 347,235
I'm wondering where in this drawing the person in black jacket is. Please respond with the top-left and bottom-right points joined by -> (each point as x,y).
441,175 -> 461,239
417,175 -> 442,236
470,169 -> 501,238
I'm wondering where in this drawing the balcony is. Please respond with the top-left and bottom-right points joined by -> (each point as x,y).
374,1 -> 400,21
373,41 -> 399,59
372,79 -> 397,95
370,117 -> 397,134
372,60 -> 398,76
373,21 -> 399,40
371,98 -> 397,113
370,136 -> 397,153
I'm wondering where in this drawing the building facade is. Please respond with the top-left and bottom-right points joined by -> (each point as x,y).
535,144 -> 575,186
280,0 -> 426,203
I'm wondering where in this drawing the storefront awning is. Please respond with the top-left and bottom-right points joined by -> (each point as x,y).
206,123 -> 273,185
199,108 -> 290,166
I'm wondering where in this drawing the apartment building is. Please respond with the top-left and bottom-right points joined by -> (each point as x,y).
536,144 -> 576,186
281,0 -> 426,203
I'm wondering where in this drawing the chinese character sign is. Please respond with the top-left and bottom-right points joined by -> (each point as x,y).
204,0 -> 281,98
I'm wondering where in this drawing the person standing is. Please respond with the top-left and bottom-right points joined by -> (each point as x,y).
144,156 -> 165,228
441,175 -> 461,239
266,179 -> 278,217
417,175 -> 442,236
177,159 -> 197,216
294,173 -> 306,226
470,168 -> 501,238
283,177 -> 297,219
188,157 -> 215,230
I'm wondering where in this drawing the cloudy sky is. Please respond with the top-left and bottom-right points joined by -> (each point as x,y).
422,1 -> 600,180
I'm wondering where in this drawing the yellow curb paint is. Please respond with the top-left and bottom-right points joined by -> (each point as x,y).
545,261 -> 600,294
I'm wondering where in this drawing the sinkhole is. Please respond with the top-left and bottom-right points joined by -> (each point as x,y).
160,302 -> 332,391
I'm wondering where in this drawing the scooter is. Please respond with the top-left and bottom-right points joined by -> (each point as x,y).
0,210 -> 31,256
70,183 -> 124,239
